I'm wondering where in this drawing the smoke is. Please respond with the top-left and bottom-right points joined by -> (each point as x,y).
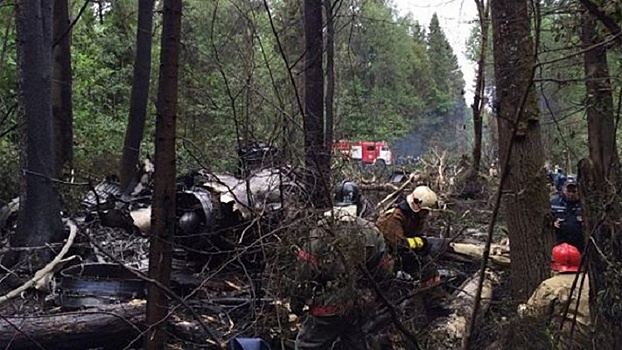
390,129 -> 426,158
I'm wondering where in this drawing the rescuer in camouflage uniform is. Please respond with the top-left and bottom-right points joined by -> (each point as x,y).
520,243 -> 590,349
291,181 -> 392,350
375,185 -> 449,318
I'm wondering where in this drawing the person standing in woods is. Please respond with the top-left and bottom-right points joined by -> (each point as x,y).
550,175 -> 585,253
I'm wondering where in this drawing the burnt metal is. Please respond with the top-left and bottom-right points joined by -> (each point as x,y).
81,177 -> 123,211
389,170 -> 406,184
57,263 -> 146,309
237,140 -> 281,177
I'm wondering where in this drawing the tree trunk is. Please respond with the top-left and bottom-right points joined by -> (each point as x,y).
51,0 -> 73,177
579,8 -> 622,348
324,0 -> 334,152
6,0 -> 65,272
303,0 -> 330,209
144,0 -> 181,348
119,0 -> 155,194
470,0 -> 489,174
490,0 -> 551,301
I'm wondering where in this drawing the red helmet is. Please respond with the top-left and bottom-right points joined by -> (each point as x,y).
551,243 -> 581,272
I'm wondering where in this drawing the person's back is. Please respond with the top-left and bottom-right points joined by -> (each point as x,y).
521,243 -> 590,349
526,273 -> 590,343
292,181 -> 391,350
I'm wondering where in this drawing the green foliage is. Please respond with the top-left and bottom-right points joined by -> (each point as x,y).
425,13 -> 467,149
0,5 -> 18,154
0,139 -> 20,200
0,0 -> 473,189
535,4 -> 590,167
70,2 -> 139,175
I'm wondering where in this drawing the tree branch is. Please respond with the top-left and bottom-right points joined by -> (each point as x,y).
577,0 -> 622,47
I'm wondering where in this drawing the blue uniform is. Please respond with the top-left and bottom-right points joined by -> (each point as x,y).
550,194 -> 584,252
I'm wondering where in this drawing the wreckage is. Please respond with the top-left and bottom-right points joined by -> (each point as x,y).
0,154 -> 513,349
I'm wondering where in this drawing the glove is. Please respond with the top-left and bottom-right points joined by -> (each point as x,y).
406,236 -> 428,252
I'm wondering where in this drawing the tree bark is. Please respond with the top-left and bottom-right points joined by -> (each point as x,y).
579,8 -> 622,348
470,0 -> 489,174
490,0 -> 551,301
304,0 -> 330,209
119,0 -> 155,194
0,301 -> 146,350
324,0 -> 334,152
51,0 -> 73,177
6,0 -> 65,271
144,0 -> 181,348
0,300 -> 226,350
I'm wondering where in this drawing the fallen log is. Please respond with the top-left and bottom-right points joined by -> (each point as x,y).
425,268 -> 498,350
449,242 -> 510,267
0,300 -> 146,350
0,299 -> 231,349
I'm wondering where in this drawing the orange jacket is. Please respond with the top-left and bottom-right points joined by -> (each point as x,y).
375,201 -> 426,253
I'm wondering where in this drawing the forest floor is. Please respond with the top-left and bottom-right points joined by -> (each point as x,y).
0,167 -> 524,350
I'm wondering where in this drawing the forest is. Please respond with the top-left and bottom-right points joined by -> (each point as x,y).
0,0 -> 621,349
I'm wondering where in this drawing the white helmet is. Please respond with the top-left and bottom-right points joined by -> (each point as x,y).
407,185 -> 438,212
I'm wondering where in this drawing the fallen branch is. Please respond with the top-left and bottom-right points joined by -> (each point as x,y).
376,172 -> 419,212
0,299 -> 228,350
449,242 -> 510,267
0,220 -> 78,305
0,300 -> 145,349
359,183 -> 399,192
360,266 -> 421,350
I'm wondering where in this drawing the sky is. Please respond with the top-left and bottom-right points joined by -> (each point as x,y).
393,0 -> 478,102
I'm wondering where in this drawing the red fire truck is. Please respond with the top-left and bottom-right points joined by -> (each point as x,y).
332,140 -> 393,166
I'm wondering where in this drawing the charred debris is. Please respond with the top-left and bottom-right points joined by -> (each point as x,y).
0,145 -> 508,349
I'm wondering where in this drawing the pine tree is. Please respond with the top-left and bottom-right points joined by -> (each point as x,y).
426,13 -> 466,147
